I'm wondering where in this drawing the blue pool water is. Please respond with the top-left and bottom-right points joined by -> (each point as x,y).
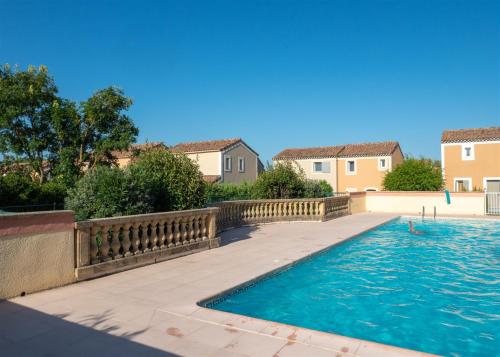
205,218 -> 500,356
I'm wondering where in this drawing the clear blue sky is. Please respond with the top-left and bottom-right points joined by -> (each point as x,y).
1,0 -> 499,162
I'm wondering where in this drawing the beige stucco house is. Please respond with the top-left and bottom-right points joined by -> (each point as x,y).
111,142 -> 167,168
172,138 -> 263,184
273,141 -> 404,192
441,127 -> 500,192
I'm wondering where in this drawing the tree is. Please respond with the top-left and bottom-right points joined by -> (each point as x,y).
252,161 -> 306,199
65,166 -> 152,221
383,158 -> 443,191
128,148 -> 206,212
51,87 -> 139,185
0,65 -> 58,183
1,64 -> 139,186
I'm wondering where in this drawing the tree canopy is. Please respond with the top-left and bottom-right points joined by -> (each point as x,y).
0,64 -> 138,185
382,158 -> 443,191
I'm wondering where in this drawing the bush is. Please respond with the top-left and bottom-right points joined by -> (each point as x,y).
0,172 -> 40,206
37,180 -> 67,205
0,172 -> 67,208
383,158 -> 443,191
205,182 -> 254,203
252,161 -> 306,199
304,180 -> 334,198
65,166 -> 151,220
128,148 -> 206,212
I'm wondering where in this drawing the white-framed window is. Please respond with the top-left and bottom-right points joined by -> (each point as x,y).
461,144 -> 475,160
238,157 -> 245,172
345,160 -> 356,175
378,158 -> 387,171
483,177 -> 500,192
312,161 -> 331,173
224,155 -> 232,172
454,177 -> 472,192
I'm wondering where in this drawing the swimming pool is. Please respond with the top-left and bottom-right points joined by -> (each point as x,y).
203,217 -> 500,356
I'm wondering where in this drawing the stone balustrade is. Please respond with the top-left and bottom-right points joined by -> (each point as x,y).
74,196 -> 349,280
74,208 -> 219,280
214,195 -> 350,232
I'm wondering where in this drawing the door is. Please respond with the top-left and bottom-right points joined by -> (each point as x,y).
485,179 -> 500,192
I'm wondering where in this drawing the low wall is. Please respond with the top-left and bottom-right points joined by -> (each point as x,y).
213,196 -> 350,232
0,211 -> 76,299
349,192 -> 366,214
74,208 -> 219,280
361,191 -> 485,216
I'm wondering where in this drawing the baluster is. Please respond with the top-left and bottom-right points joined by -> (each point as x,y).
100,225 -> 111,261
90,227 -> 100,264
111,225 -> 122,259
166,219 -> 173,247
175,219 -> 182,245
122,224 -> 132,257
151,221 -> 159,250
158,220 -> 167,249
194,215 -> 201,241
140,224 -> 150,253
187,216 -> 194,243
131,223 -> 140,254
181,218 -> 188,244
202,215 -> 208,239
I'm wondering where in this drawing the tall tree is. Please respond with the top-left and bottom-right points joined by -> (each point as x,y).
1,65 -> 139,185
0,65 -> 58,183
51,87 -> 139,184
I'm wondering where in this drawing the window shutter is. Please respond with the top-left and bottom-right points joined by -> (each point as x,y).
322,161 -> 331,173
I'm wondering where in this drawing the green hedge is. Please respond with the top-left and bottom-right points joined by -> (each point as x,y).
0,172 -> 67,209
205,161 -> 334,203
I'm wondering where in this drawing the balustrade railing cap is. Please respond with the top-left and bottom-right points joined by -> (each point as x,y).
74,207 -> 219,226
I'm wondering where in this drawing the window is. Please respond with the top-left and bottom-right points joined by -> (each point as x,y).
378,158 -> 387,170
454,178 -> 471,192
313,161 -> 331,173
346,160 -> 356,175
484,178 -> 500,192
238,157 -> 245,172
224,155 -> 232,172
461,144 -> 475,160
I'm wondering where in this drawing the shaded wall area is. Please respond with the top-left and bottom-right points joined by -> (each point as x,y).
0,211 -> 76,299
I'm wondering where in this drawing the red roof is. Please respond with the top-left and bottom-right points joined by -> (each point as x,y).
441,127 -> 500,143
273,141 -> 401,160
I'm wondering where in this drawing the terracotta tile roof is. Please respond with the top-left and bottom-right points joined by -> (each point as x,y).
273,141 -> 400,160
111,142 -> 166,159
339,141 -> 400,157
441,127 -> 500,143
172,138 -> 242,153
273,146 -> 344,160
202,175 -> 221,184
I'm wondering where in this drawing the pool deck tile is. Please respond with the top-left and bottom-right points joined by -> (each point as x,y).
3,212 -> 440,357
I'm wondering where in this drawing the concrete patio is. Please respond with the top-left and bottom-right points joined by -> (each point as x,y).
1,213 -> 435,357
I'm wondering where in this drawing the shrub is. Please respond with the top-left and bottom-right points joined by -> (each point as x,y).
128,148 -> 206,212
383,158 -> 443,191
304,179 -> 334,198
36,180 -> 67,206
252,161 -> 306,199
205,182 -> 254,203
65,166 -> 151,220
0,172 -> 40,206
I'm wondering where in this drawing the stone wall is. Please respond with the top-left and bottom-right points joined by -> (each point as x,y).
0,211 -> 75,299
